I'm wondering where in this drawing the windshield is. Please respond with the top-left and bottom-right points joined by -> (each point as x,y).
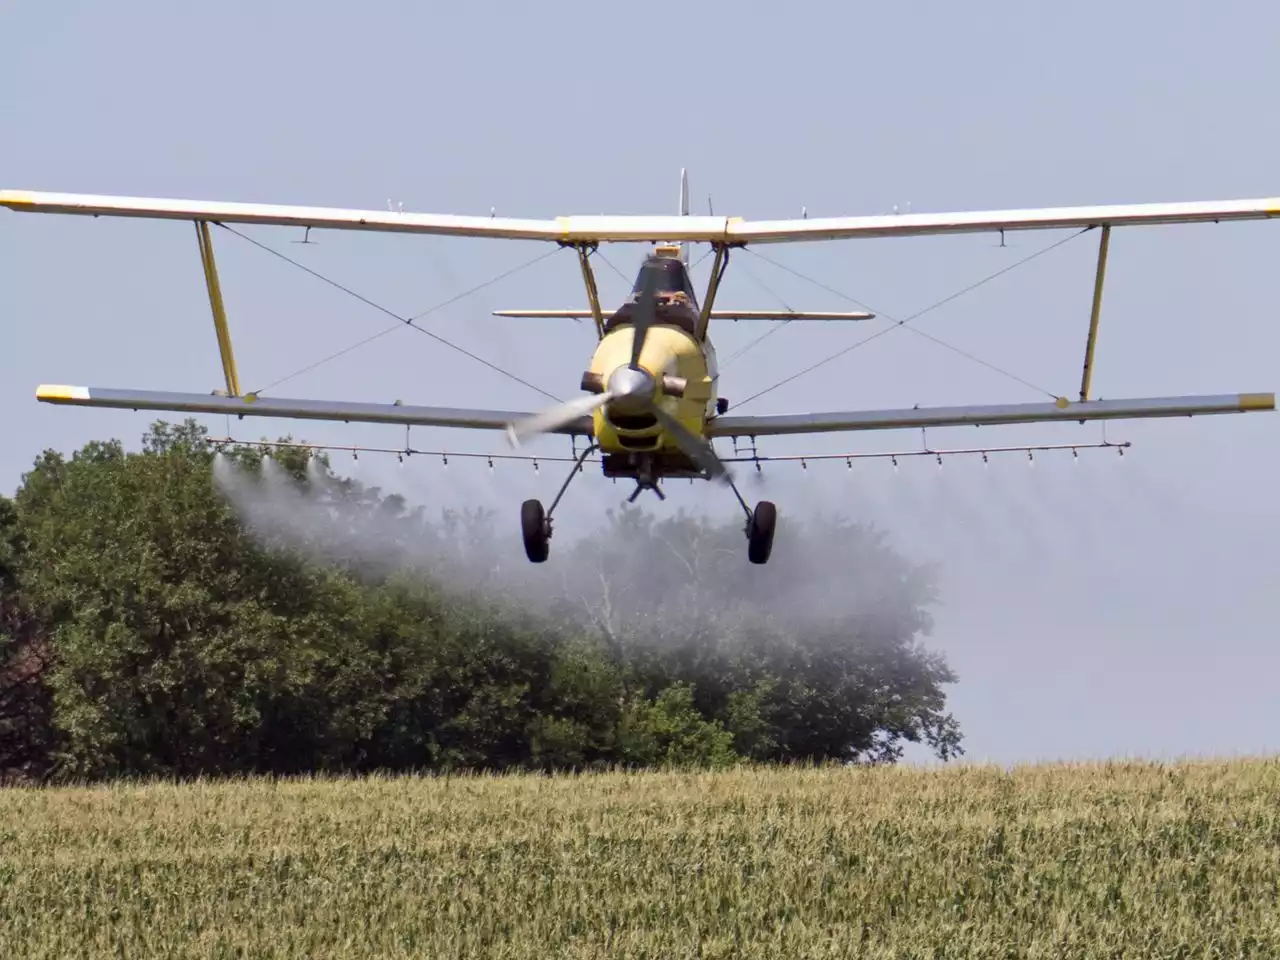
631,256 -> 698,305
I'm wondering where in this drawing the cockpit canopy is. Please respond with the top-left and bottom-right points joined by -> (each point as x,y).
630,254 -> 699,308
601,254 -> 701,337
599,255 -> 698,338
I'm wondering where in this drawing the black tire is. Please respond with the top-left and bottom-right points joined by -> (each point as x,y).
521,499 -> 550,563
747,500 -> 777,565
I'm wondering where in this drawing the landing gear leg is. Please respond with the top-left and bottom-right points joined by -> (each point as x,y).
722,470 -> 777,565
520,441 -> 597,563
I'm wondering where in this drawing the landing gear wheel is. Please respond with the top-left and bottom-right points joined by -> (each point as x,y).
521,498 -> 550,563
746,500 -> 776,565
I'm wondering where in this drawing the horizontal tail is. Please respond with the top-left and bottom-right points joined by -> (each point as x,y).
492,309 -> 875,321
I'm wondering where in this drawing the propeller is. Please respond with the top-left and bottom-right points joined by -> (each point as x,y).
629,260 -> 659,371
504,390 -> 614,446
506,257 -> 731,483
650,405 -> 727,480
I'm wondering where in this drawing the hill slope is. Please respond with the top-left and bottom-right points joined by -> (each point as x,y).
2,759 -> 1277,957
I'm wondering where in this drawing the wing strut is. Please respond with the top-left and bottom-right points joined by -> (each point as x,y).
1079,225 -> 1111,401
697,244 -> 729,340
574,244 -> 606,339
194,221 -> 241,397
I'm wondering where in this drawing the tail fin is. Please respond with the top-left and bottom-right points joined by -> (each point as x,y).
678,167 -> 690,264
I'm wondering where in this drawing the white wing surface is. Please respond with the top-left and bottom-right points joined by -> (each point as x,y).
5,189 -> 1277,243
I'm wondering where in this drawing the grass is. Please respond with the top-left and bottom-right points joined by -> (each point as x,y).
1,759 -> 1278,958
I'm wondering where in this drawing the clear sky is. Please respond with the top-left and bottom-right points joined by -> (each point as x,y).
3,1 -> 1277,764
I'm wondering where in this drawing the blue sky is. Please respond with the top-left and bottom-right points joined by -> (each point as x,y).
3,1 -> 1278,763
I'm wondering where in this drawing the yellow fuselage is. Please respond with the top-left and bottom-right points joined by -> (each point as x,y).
587,322 -> 718,458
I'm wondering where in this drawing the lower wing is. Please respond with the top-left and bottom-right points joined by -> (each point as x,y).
35,385 -> 594,435
707,393 -> 1274,437
37,385 -> 1271,438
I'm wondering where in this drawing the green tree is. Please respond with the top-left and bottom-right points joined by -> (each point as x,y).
15,422 -> 386,777
616,682 -> 739,768
0,493 -> 55,782
6,419 -> 962,780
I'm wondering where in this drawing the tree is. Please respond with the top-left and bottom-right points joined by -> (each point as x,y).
5,419 -> 962,780
0,492 -> 55,782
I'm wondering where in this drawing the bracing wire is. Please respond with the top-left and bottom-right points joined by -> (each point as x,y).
216,223 -> 564,401
593,248 -> 633,286
733,228 -> 1091,410
719,258 -> 801,368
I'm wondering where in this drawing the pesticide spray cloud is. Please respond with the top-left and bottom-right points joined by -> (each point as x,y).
208,432 -> 1280,765
208,446 -> 940,645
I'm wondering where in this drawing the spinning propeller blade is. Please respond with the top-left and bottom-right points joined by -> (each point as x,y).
506,390 -> 612,446
650,405 -> 730,482
629,262 -> 660,371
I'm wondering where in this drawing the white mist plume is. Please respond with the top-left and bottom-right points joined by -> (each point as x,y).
208,450 -> 939,642
205,438 -> 1280,764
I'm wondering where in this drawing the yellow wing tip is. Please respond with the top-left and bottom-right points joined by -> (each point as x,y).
36,384 -> 90,401
0,190 -> 36,208
1239,392 -> 1275,411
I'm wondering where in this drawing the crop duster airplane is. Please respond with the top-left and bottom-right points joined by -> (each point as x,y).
3,171 -> 1275,564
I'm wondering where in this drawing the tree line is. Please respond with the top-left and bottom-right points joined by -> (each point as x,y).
0,419 -> 963,783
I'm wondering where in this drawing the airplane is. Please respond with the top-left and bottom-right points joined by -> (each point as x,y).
2,170 -> 1275,565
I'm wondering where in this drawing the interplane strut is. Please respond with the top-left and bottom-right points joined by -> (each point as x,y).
194,221 -> 241,397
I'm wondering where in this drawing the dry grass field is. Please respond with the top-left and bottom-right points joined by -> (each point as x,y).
2,759 -> 1278,958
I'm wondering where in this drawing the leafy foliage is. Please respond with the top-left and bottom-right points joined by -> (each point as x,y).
1,419 -> 962,781
0,493 -> 54,783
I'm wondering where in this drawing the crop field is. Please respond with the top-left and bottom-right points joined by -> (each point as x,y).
1,759 -> 1278,958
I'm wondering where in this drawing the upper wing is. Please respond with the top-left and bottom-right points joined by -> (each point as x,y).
491,309 -> 875,321
4,188 -> 1277,243
707,393 -> 1274,438
0,189 -> 575,240
727,197 -> 1280,243
35,385 -> 594,435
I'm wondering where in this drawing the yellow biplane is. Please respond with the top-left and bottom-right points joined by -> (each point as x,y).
2,170 -> 1274,564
